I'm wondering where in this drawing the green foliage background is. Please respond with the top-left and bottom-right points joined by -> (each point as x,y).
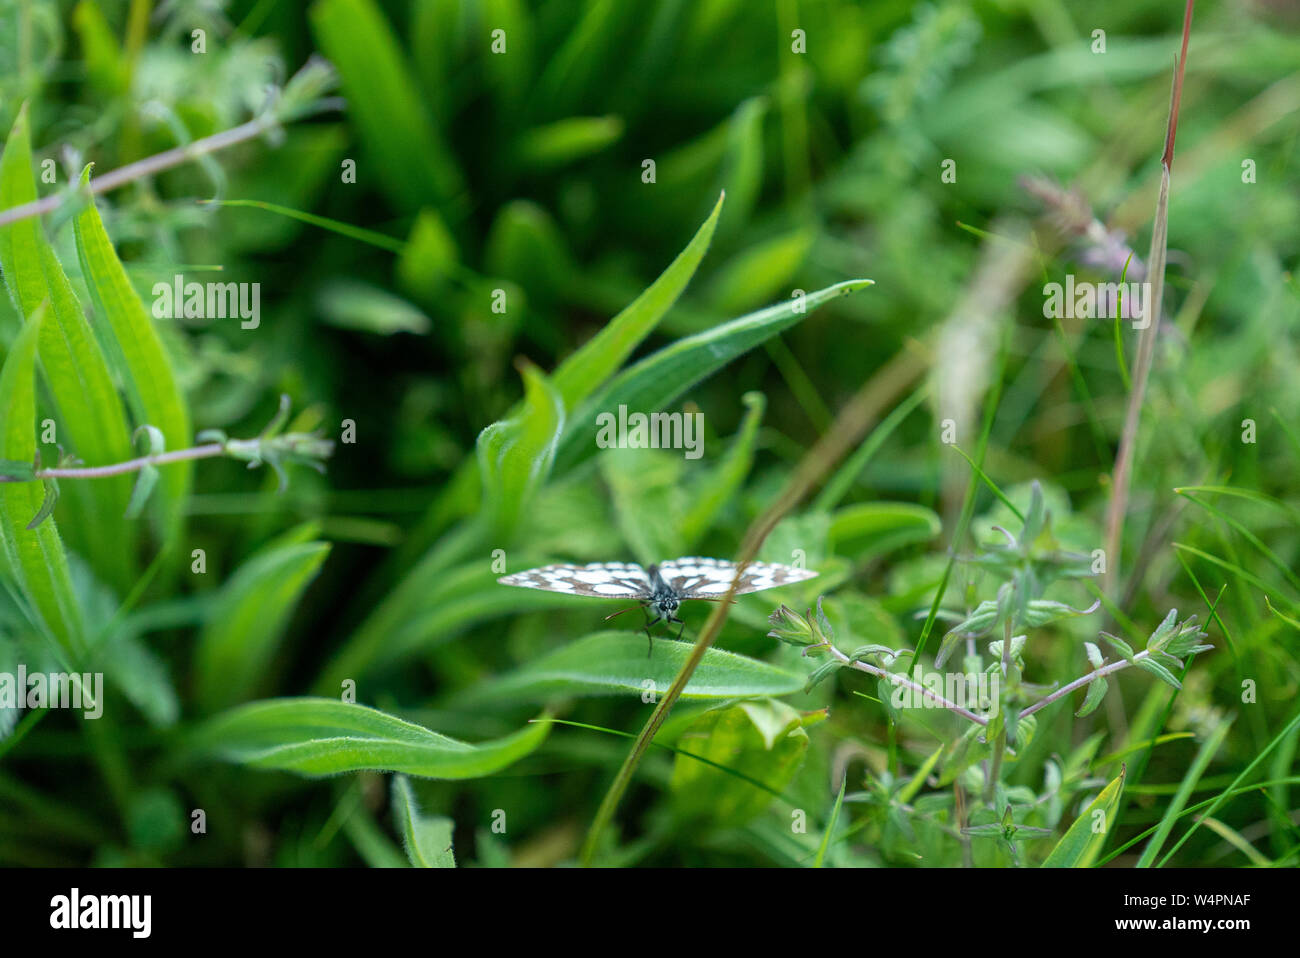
0,0 -> 1297,867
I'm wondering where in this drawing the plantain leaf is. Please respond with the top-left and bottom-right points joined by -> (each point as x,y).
0,106 -> 137,588
0,307 -> 85,661
451,632 -> 803,707
194,698 -> 550,778
554,279 -> 873,472
73,166 -> 191,548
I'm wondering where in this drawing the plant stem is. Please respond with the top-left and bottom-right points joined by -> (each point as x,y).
0,116 -> 285,229
985,616 -> 1014,804
1019,652 -> 1150,719
826,645 -> 988,726
0,443 -> 226,482
1101,0 -> 1193,594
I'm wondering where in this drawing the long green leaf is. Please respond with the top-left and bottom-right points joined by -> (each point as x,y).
194,527 -> 332,710
73,167 -> 191,547
0,307 -> 85,660
194,698 -> 550,778
552,193 -> 725,409
1041,766 -> 1125,867
477,361 -> 564,536
450,632 -> 803,707
0,105 -> 137,589
554,279 -> 873,472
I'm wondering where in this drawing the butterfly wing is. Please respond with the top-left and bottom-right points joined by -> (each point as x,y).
498,561 -> 652,598
658,557 -> 818,598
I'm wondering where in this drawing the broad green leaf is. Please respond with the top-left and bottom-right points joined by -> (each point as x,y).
555,279 -> 873,472
74,167 -> 191,547
828,501 -> 942,560
0,106 -> 137,589
195,525 -> 331,710
552,193 -> 725,410
0,308 -> 85,660
670,699 -> 808,827
410,0 -> 462,121
477,361 -> 564,536
392,775 -> 456,867
451,632 -> 803,707
310,0 -> 464,212
194,698 -> 550,778
1041,766 -> 1125,867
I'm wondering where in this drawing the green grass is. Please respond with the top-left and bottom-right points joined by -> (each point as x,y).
0,0 -> 1297,869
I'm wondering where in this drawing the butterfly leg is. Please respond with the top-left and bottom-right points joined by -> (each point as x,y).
643,614 -> 661,658
671,616 -> 685,641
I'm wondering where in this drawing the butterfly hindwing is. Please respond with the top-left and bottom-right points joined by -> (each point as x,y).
656,556 -> 819,598
497,561 -> 651,598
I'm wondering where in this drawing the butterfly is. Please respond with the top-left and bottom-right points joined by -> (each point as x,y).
498,557 -> 819,654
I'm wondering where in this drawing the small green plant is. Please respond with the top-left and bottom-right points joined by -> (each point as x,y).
772,482 -> 1214,866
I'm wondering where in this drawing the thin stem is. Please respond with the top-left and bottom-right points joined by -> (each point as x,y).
1101,1 -> 1194,594
826,644 -> 988,726
0,116 -> 276,229
1019,651 -> 1150,719
985,616 -> 1013,804
0,443 -> 226,482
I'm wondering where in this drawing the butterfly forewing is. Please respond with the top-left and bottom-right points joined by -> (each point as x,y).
497,561 -> 652,598
656,557 -> 819,598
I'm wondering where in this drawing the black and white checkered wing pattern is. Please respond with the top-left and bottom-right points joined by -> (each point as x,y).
657,557 -> 819,598
497,561 -> 652,598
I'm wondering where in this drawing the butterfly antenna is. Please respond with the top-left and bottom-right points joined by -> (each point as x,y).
604,605 -> 640,621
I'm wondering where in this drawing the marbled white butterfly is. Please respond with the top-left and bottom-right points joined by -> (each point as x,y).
498,557 -> 818,653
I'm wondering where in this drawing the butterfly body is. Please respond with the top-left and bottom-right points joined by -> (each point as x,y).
643,564 -> 684,637
498,557 -> 818,653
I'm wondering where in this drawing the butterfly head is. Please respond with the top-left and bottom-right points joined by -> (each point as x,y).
652,592 -> 680,618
